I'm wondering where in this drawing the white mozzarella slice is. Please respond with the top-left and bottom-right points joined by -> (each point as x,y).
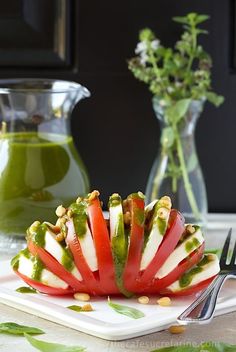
17,255 -> 34,278
79,224 -> 98,272
145,200 -> 158,212
17,254 -> 68,289
140,222 -> 164,270
166,254 -> 220,292
40,269 -> 68,289
44,228 -> 83,280
71,266 -> 83,281
155,228 -> 204,279
44,229 -> 64,264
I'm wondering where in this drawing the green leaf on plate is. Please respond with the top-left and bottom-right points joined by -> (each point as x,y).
108,297 -> 145,319
24,334 -> 86,352
16,286 -> 37,294
67,305 -> 82,312
0,322 -> 44,335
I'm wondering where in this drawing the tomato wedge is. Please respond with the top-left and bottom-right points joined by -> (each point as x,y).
14,271 -> 73,295
123,193 -> 145,292
66,219 -> 104,295
161,276 -> 216,296
138,209 -> 185,286
28,240 -> 87,293
87,191 -> 118,293
136,243 -> 205,294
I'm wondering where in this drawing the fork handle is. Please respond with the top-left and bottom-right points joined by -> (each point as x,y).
177,274 -> 229,324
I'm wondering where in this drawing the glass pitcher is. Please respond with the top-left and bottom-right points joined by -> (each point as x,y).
0,79 -> 90,252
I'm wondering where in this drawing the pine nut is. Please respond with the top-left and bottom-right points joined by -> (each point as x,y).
157,207 -> 169,220
74,292 -> 90,302
186,224 -> 195,234
55,205 -> 66,217
81,303 -> 93,312
168,325 -> 186,334
56,232 -> 65,242
138,296 -> 149,304
157,296 -> 172,306
67,209 -> 73,218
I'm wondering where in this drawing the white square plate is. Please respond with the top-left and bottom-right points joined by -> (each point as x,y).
0,216 -> 236,341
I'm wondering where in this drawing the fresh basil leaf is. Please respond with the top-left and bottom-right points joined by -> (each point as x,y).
16,286 -> 37,294
200,342 -> 236,352
108,298 -> 145,319
67,305 -> 82,312
0,322 -> 44,335
24,334 -> 86,352
166,99 -> 191,124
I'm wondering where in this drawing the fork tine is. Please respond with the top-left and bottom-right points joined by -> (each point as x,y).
220,228 -> 232,267
229,237 -> 236,265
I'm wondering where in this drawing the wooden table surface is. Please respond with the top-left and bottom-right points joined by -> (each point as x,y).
0,304 -> 236,351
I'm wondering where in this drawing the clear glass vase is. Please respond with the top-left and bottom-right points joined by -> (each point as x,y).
0,79 -> 90,253
146,97 -> 207,227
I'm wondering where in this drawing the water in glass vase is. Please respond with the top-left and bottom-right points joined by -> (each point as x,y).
0,132 -> 89,238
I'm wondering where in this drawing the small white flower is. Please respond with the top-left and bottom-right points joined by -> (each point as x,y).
140,52 -> 148,65
167,86 -> 174,93
175,81 -> 182,87
151,39 -> 160,50
159,99 -> 166,107
135,41 -> 147,54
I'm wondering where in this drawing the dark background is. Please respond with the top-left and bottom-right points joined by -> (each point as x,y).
0,0 -> 234,212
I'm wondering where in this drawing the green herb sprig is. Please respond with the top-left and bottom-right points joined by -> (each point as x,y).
128,12 -> 224,220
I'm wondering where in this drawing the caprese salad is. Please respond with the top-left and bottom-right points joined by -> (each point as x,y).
11,190 -> 220,296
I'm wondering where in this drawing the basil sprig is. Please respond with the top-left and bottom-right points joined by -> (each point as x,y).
108,298 -> 145,319
0,322 -> 44,335
25,334 -> 86,352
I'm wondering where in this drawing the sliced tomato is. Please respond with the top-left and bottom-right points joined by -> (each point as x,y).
123,193 -> 145,292
138,209 -> 185,286
66,219 -> 104,295
14,270 -> 73,295
87,192 -> 118,294
136,243 -> 205,294
27,240 -> 87,293
161,275 -> 216,296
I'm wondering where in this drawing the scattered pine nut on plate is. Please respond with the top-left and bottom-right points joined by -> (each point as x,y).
74,293 -> 91,302
157,297 -> 172,306
138,296 -> 149,304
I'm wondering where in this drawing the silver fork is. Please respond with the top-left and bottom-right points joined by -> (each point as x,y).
177,228 -> 236,324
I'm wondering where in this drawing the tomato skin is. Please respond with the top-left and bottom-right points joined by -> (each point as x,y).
27,241 -> 87,293
123,194 -> 145,292
14,270 -> 73,295
132,210 -> 185,291
87,195 -> 119,294
161,276 -> 216,296
66,220 -> 104,295
135,243 -> 205,294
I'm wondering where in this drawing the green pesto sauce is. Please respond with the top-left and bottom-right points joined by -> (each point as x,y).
108,194 -> 121,207
185,237 -> 200,253
69,202 -> 87,238
111,213 -> 131,297
134,208 -> 144,227
157,218 -> 167,235
179,255 -> 212,288
11,248 -> 31,270
27,223 -> 47,247
16,286 -> 37,294
31,257 -> 44,281
62,247 -> 74,271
